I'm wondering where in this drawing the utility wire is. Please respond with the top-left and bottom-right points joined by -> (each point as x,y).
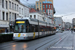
63,13 -> 75,16
22,0 -> 32,7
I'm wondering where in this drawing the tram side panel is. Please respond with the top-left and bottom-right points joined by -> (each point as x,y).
13,19 -> 56,40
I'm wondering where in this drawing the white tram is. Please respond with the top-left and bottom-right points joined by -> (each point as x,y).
13,17 -> 56,40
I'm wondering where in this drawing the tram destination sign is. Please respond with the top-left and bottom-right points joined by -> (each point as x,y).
16,21 -> 25,23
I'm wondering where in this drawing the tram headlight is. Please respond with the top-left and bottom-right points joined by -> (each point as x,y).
14,34 -> 16,36
23,34 -> 26,36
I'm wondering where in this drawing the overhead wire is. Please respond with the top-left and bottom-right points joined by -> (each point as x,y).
22,0 -> 33,7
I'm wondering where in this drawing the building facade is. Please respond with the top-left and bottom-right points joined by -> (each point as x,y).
36,0 -> 54,25
36,0 -> 53,11
65,22 -> 72,30
72,18 -> 75,26
62,22 -> 65,29
29,12 -> 53,24
29,8 -> 53,25
54,17 -> 63,29
0,0 -> 29,33
42,1 -> 53,16
72,18 -> 75,28
0,0 -> 9,33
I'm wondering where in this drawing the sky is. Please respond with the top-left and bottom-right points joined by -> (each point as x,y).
20,0 -> 75,23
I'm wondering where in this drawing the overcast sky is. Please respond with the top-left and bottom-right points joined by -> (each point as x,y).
20,0 -> 75,23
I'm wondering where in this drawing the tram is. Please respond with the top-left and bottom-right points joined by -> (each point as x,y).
13,17 -> 56,40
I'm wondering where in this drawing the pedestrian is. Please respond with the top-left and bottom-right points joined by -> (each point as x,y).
74,28 -> 75,32
71,28 -> 73,33
5,28 -> 8,33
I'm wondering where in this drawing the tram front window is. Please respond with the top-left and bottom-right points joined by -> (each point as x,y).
14,23 -> 26,33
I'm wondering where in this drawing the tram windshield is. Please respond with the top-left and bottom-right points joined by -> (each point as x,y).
14,21 -> 26,33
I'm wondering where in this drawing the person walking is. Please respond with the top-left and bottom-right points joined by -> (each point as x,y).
5,28 -> 8,33
71,28 -> 73,33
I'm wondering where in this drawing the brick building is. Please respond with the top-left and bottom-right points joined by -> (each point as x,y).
36,0 -> 53,11
42,1 -> 53,15
36,0 -> 53,17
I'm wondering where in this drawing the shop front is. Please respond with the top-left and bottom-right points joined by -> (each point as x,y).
0,20 -> 9,34
0,28 -> 6,33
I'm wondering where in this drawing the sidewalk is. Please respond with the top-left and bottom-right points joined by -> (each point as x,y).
0,32 -> 13,34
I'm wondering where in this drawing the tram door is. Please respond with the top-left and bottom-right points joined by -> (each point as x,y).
32,25 -> 35,39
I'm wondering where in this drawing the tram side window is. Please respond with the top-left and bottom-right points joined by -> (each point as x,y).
52,27 -> 54,31
46,26 -> 49,31
31,25 -> 35,32
40,26 -> 43,32
28,24 -> 34,32
26,20 -> 30,32
26,25 -> 29,32
47,27 -> 49,31
35,25 -> 38,32
48,27 -> 50,31
40,26 -> 45,32
45,27 -> 47,31
50,27 -> 52,31
29,24 -> 37,32
49,27 -> 51,31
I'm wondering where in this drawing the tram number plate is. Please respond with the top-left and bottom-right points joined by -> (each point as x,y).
18,33 -> 21,37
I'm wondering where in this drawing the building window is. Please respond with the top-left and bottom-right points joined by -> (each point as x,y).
49,10 -> 50,13
22,9 -> 23,15
12,3 -> 14,10
50,10 -> 53,13
6,1 -> 8,9
37,2 -> 38,4
9,1 -> 11,9
40,7 -> 41,10
15,14 -> 16,20
2,12 -> 4,20
51,5 -> 52,9
9,12 -> 11,21
19,8 -> 21,14
43,5 -> 45,8
43,17 -> 45,21
17,5 -> 18,11
6,13 -> 8,21
43,10 -> 45,12
2,0 -> 4,8
46,5 -> 47,8
46,10 -> 48,13
40,5 -> 41,6
40,2 -> 41,4
34,15 -> 36,19
15,4 -> 16,10
49,5 -> 50,8
37,5 -> 38,8
30,15 -> 32,18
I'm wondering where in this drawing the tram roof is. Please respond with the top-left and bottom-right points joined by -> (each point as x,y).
16,17 -> 52,25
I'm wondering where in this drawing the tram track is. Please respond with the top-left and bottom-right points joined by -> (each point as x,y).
34,33 -> 69,50
0,33 -> 63,49
21,32 -> 68,50
46,32 -> 74,50
0,31 -> 68,50
22,33 -> 67,50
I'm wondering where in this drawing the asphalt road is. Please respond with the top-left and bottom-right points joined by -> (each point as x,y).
0,31 -> 73,50
47,31 -> 75,50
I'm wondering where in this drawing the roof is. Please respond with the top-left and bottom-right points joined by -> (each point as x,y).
43,1 -> 52,4
29,8 -> 37,13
